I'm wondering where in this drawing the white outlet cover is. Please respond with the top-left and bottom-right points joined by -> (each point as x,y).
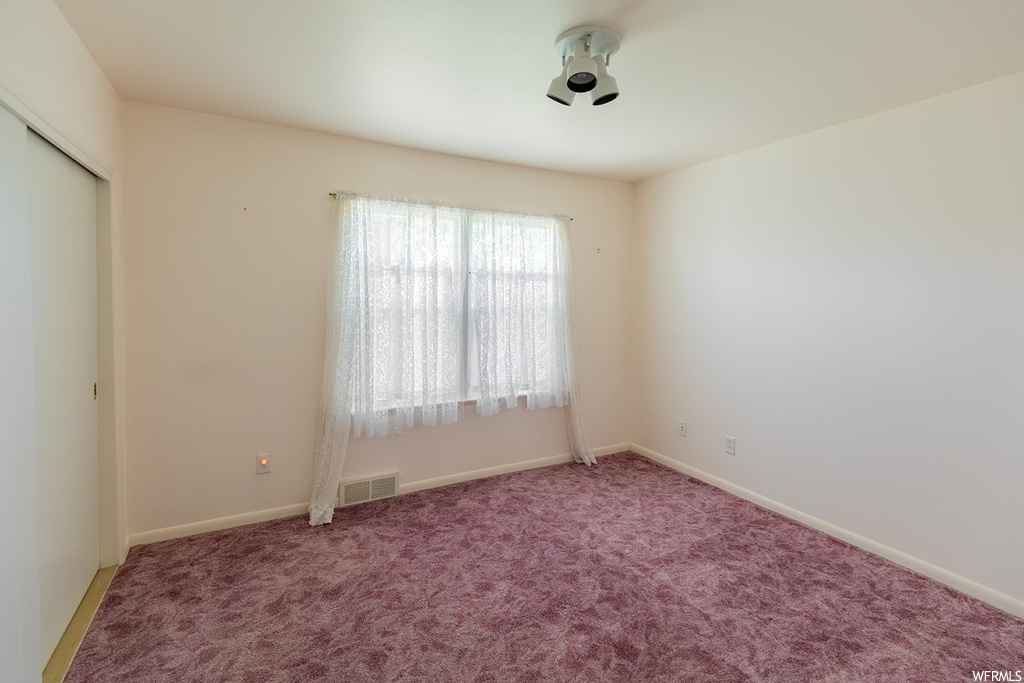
678,421 -> 687,437
256,453 -> 271,474
725,437 -> 736,455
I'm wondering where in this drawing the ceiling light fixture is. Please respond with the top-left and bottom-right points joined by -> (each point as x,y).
547,25 -> 620,106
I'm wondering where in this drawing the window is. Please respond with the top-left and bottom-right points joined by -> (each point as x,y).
309,193 -> 594,526
339,195 -> 575,435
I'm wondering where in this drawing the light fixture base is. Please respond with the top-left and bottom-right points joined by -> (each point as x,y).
554,25 -> 620,62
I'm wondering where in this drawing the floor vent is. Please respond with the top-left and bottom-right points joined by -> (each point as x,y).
340,472 -> 399,507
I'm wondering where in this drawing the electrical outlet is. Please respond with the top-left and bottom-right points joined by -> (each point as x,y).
256,453 -> 271,474
724,436 -> 736,455
678,420 -> 687,437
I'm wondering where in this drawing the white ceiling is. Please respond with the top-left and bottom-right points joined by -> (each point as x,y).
55,0 -> 1024,182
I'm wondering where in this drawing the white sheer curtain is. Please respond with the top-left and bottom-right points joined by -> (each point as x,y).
471,214 -> 595,467
309,194 -> 594,526
347,198 -> 465,436
472,213 -> 548,416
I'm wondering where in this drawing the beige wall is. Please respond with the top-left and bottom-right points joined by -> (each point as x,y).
633,71 -> 1024,608
122,102 -> 633,536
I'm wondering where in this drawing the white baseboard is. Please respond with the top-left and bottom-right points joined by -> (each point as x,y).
128,502 -> 310,547
128,443 -> 632,549
399,442 -> 630,494
629,442 -> 1024,620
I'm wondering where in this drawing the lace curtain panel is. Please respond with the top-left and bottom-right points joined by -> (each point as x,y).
309,194 -> 595,526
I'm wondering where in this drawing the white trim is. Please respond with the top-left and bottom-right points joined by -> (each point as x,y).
399,443 -> 629,494
108,172 -> 130,565
629,442 -> 1024,620
128,503 -> 310,547
128,443 -> 632,548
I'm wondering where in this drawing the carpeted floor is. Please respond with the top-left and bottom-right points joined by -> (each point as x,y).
66,452 -> 1024,682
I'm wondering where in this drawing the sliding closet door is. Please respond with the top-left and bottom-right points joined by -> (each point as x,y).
0,104 -> 44,683
27,129 -> 100,666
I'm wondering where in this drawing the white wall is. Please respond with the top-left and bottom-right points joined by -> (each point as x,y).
122,102 -> 633,536
633,71 -> 1024,607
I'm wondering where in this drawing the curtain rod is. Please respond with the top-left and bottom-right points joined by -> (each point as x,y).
327,191 -> 572,221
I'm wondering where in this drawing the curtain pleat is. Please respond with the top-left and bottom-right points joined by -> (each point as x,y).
308,200 -> 358,525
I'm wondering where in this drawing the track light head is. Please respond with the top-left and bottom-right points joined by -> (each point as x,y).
590,58 -> 619,105
547,68 -> 575,105
548,25 -> 621,106
566,39 -> 598,93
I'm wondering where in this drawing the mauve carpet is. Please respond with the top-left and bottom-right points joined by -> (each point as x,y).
66,452 -> 1024,682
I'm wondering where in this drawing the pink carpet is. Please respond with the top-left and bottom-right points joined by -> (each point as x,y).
67,452 -> 1024,682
